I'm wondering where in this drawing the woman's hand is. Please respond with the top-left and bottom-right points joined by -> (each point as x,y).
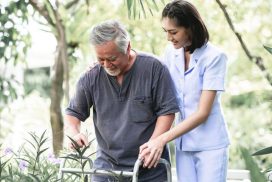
139,136 -> 166,168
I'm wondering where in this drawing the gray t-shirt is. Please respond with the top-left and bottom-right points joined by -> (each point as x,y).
66,52 -> 179,181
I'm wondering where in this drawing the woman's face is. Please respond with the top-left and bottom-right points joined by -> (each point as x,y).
162,17 -> 191,49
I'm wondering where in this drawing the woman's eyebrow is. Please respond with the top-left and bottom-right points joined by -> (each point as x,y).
162,27 -> 177,32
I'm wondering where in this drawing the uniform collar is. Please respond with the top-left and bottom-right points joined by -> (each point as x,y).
172,42 -> 208,75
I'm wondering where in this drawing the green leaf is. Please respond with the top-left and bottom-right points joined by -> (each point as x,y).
28,132 -> 39,148
82,160 -> 88,169
39,130 -> 47,143
37,147 -> 49,159
25,139 -> 36,150
84,174 -> 88,182
151,0 -> 159,11
252,146 -> 272,156
127,0 -> 133,18
40,138 -> 48,148
28,173 -> 41,182
67,136 -> 82,156
139,0 -> 146,18
81,145 -> 90,156
240,146 -> 267,182
264,45 -> 272,55
43,173 -> 54,181
60,156 -> 79,163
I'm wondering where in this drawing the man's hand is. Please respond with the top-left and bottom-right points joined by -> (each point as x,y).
139,136 -> 166,168
68,133 -> 88,150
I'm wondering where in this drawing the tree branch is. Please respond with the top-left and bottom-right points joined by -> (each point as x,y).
215,0 -> 272,86
29,0 -> 55,27
65,0 -> 81,9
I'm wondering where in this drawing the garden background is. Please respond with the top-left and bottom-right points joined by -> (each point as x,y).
1,0 -> 272,181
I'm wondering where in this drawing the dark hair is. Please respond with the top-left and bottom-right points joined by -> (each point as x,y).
162,0 -> 209,53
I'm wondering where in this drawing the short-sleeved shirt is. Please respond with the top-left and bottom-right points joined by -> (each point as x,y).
66,51 -> 179,180
162,42 -> 230,151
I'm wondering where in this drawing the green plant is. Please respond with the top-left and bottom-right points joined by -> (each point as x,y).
60,136 -> 96,182
240,146 -> 267,182
0,131 -> 60,182
60,136 -> 132,182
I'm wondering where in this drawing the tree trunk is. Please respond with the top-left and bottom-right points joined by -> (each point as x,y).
50,20 -> 68,155
50,45 -> 64,155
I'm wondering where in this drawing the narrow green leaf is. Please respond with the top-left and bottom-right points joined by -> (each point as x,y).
264,45 -> 272,55
82,160 -> 88,169
37,147 -> 49,159
81,145 -> 90,156
25,139 -> 36,150
133,0 -> 137,19
67,136 -> 82,156
252,146 -> 272,156
44,173 -> 54,181
139,0 -> 146,18
240,146 -> 267,182
67,172 -> 81,178
40,138 -> 48,148
17,157 -> 31,164
152,0 -> 159,11
28,173 -> 41,182
84,174 -> 88,182
60,156 -> 79,163
28,132 -> 39,147
87,151 -> 97,158
39,130 -> 47,143
127,0 -> 133,18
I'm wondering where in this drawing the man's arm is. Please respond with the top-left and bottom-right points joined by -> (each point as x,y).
149,114 -> 175,140
140,114 -> 174,167
65,115 -> 88,148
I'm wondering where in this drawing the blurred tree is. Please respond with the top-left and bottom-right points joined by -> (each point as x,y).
27,0 -> 95,155
0,0 -> 30,112
2,0 -> 271,164
0,0 -> 30,140
216,0 -> 272,86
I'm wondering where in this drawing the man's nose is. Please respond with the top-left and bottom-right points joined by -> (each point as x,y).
103,60 -> 112,68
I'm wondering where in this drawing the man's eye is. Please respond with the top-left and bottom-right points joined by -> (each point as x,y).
108,57 -> 117,62
171,32 -> 177,35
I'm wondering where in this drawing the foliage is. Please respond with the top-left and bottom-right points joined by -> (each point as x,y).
0,131 -> 101,182
240,146 -> 267,182
0,0 -> 31,111
0,131 -> 60,182
238,45 -> 272,182
24,67 -> 51,98
126,0 -> 165,19
61,137 -> 129,181
1,0 -> 272,177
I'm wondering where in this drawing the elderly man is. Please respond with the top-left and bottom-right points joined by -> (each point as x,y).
65,20 -> 179,182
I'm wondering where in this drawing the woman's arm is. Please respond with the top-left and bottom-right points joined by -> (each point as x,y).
139,90 -> 216,168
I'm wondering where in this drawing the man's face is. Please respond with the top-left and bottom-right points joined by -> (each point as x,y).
95,41 -> 129,76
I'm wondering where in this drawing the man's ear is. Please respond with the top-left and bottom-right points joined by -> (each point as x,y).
127,42 -> 131,53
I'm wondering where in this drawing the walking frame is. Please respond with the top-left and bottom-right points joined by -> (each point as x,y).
58,154 -> 172,182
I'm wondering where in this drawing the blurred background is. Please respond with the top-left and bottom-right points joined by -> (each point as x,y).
1,0 -> 272,176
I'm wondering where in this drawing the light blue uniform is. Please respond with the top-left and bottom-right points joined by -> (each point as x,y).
162,42 -> 230,182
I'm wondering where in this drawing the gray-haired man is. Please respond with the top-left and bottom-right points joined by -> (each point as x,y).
65,20 -> 179,182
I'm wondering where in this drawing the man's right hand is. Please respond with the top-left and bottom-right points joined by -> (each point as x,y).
68,133 -> 88,149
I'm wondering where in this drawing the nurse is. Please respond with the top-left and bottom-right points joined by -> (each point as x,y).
139,0 -> 230,181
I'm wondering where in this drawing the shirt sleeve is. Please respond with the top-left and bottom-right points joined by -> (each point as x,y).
65,76 -> 93,121
202,53 -> 227,91
152,64 -> 180,116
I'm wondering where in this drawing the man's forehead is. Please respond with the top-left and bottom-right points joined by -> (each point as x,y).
95,42 -> 119,55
